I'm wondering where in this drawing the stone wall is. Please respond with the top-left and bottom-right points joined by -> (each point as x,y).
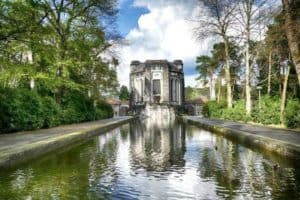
130,60 -> 184,106
142,104 -> 176,123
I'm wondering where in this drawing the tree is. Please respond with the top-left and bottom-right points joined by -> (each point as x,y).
0,0 -> 119,100
196,56 -> 217,100
282,0 -> 300,86
0,0 -> 46,42
194,0 -> 238,108
280,60 -> 291,124
235,0 -> 276,114
185,87 -> 200,100
264,13 -> 288,96
119,85 -> 129,101
196,41 -> 241,101
40,0 -> 117,76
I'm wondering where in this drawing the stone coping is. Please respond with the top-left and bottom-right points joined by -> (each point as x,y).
0,117 -> 133,168
182,116 -> 300,160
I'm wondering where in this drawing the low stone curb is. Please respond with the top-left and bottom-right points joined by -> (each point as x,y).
0,117 -> 133,168
182,116 -> 300,160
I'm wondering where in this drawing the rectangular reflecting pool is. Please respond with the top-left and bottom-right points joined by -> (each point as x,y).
0,118 -> 300,199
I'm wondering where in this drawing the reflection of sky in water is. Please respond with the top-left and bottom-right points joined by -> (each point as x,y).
93,119 -> 300,199
0,119 -> 299,199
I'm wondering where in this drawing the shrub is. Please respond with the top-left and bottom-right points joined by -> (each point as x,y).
202,100 -> 226,118
252,96 -> 281,125
202,100 -> 250,121
41,96 -> 61,128
285,99 -> 300,128
0,87 -> 114,133
95,100 -> 113,119
202,96 -> 300,128
221,100 -> 251,122
0,88 -> 44,133
59,90 -> 113,123
60,90 -> 95,124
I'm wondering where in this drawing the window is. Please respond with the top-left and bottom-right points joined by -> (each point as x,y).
153,80 -> 161,95
171,79 -> 175,101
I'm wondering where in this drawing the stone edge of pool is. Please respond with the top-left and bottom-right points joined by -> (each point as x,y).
182,116 -> 300,159
0,117 -> 134,168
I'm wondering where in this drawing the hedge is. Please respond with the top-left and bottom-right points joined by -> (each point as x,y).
0,87 -> 113,133
202,96 -> 300,128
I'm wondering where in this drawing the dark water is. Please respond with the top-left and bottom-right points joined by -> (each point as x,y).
0,119 -> 300,200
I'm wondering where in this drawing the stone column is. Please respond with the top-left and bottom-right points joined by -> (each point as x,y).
176,79 -> 179,103
172,79 -> 176,103
178,81 -> 181,104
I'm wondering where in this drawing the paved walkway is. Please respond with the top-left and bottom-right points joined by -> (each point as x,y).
184,116 -> 300,158
186,116 -> 300,146
0,117 -> 132,167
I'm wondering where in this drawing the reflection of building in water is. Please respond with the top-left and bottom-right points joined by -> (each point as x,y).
129,118 -> 186,171
129,60 -> 185,119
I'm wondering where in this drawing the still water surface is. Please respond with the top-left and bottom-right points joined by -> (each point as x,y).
0,119 -> 300,199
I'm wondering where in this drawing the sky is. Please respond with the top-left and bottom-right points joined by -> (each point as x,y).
116,0 -> 213,88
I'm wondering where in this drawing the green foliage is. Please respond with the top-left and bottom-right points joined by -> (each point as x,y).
285,99 -> 300,128
203,96 -> 300,128
119,85 -> 129,100
0,0 -> 119,133
0,88 -> 44,132
203,100 -> 250,122
0,87 -> 113,133
202,101 -> 226,118
41,96 -> 61,128
185,86 -> 201,100
95,100 -> 113,119
221,100 -> 252,122
60,91 -> 95,124
252,96 -> 281,125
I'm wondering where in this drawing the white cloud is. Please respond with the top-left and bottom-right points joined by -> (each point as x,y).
117,0 -> 212,87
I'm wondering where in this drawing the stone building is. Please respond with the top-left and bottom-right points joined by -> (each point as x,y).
130,60 -> 185,107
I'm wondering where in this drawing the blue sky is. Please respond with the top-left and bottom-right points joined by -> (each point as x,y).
117,0 -> 149,36
116,0 -> 212,87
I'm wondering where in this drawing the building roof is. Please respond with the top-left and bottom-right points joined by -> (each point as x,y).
185,96 -> 208,105
106,98 -> 121,105
131,59 -> 183,66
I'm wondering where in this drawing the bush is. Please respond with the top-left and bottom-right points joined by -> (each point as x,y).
285,99 -> 300,128
59,91 -> 113,123
0,87 -> 113,133
202,96 -> 300,129
60,90 -> 95,124
41,96 -> 61,128
95,100 -> 113,119
202,100 -> 250,122
252,96 -> 281,125
202,100 -> 226,118
221,100 -> 251,122
0,88 -> 44,133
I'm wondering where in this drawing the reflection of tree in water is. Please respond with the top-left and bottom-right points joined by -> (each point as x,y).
197,130 -> 300,199
129,119 -> 186,172
120,125 -> 129,141
0,131 -> 121,200
169,123 -> 186,166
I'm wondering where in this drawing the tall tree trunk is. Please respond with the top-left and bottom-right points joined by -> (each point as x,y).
282,0 -> 300,86
224,37 -> 233,108
267,49 -> 273,95
217,79 -> 221,103
245,8 -> 251,115
280,64 -> 290,124
245,33 -> 252,115
210,76 -> 216,100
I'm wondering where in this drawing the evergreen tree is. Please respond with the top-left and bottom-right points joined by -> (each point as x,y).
119,85 -> 129,101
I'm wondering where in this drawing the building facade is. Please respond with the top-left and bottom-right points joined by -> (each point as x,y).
130,60 -> 185,107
